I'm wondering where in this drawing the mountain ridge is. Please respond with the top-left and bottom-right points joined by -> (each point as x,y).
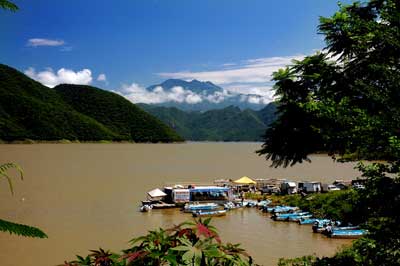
138,103 -> 277,141
0,64 -> 183,142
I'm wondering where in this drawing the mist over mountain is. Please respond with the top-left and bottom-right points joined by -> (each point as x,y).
120,79 -> 273,111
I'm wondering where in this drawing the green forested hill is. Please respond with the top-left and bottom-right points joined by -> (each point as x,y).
0,64 -> 182,142
55,84 -> 183,142
138,103 -> 277,141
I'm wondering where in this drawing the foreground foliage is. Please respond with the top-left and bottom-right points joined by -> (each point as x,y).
257,0 -> 400,167
0,0 -> 18,12
257,0 -> 400,265
61,218 -> 254,266
0,163 -> 47,238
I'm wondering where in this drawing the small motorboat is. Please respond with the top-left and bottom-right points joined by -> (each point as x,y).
192,209 -> 227,217
140,204 -> 152,212
298,218 -> 319,225
272,211 -> 309,221
183,202 -> 219,213
328,229 -> 367,239
270,206 -> 299,213
224,201 -> 242,210
312,220 -> 332,233
288,214 -> 313,222
151,202 -> 176,209
257,200 -> 271,208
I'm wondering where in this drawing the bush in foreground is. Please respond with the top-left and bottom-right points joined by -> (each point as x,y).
60,218 -> 254,266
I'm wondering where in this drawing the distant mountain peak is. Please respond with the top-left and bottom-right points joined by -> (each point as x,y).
147,78 -> 222,94
138,78 -> 271,111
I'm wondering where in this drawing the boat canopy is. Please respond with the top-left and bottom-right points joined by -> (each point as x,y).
147,188 -> 167,198
233,176 -> 257,185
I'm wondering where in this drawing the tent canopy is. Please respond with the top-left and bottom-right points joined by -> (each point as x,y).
233,176 -> 257,185
147,188 -> 167,198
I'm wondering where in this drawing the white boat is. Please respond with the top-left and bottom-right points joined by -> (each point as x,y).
140,205 -> 152,212
192,209 -> 227,217
183,202 -> 219,213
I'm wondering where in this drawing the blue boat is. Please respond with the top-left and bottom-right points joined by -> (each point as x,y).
268,206 -> 299,213
273,212 -> 309,221
288,214 -> 313,222
298,218 -> 319,225
312,220 -> 333,233
329,229 -> 367,239
183,202 -> 219,213
333,226 -> 359,230
257,200 -> 271,208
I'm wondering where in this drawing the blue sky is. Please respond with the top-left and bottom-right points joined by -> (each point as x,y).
1,0 -> 349,104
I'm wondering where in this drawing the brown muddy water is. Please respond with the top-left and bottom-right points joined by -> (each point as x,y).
0,143 -> 360,265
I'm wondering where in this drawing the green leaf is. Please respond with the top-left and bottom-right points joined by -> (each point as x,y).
0,218 -> 47,238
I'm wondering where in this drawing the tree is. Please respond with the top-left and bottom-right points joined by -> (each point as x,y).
257,0 -> 400,167
257,0 -> 400,265
0,0 -> 18,12
0,163 -> 47,238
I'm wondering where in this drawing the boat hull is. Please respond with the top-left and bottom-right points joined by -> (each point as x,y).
192,210 -> 227,217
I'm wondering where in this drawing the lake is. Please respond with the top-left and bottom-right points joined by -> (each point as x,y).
0,143 -> 360,265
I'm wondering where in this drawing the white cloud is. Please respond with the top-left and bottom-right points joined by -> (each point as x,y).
117,83 -> 205,105
25,67 -> 93,88
116,82 -> 273,106
155,54 -> 309,105
27,38 -> 65,47
158,54 -> 305,85
117,53 -> 313,106
97,73 -> 107,82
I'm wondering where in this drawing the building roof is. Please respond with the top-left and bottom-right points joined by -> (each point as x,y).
147,188 -> 167,198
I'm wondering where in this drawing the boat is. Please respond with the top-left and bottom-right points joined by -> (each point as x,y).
224,201 -> 242,210
257,200 -> 271,208
328,229 -> 367,239
298,218 -> 318,225
312,220 -> 332,233
332,226 -> 360,230
183,202 -> 219,213
140,204 -> 152,212
241,200 -> 258,208
272,212 -> 310,221
267,206 -> 299,213
288,214 -> 313,222
151,203 -> 176,209
192,209 -> 227,217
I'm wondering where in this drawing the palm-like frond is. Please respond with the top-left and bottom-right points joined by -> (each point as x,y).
0,218 -> 47,238
0,0 -> 18,12
0,163 -> 47,239
0,162 -> 24,195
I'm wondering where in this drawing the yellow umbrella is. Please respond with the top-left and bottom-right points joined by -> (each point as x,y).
233,176 -> 257,184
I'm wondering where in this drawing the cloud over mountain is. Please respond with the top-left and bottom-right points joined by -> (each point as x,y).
116,79 -> 274,111
158,54 -> 305,85
25,67 -> 93,88
118,83 -> 204,105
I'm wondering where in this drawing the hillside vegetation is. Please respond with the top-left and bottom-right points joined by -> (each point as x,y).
55,84 -> 183,142
0,64 -> 182,142
139,103 -> 277,141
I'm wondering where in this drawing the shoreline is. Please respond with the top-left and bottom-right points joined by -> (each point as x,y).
0,139 -> 264,145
